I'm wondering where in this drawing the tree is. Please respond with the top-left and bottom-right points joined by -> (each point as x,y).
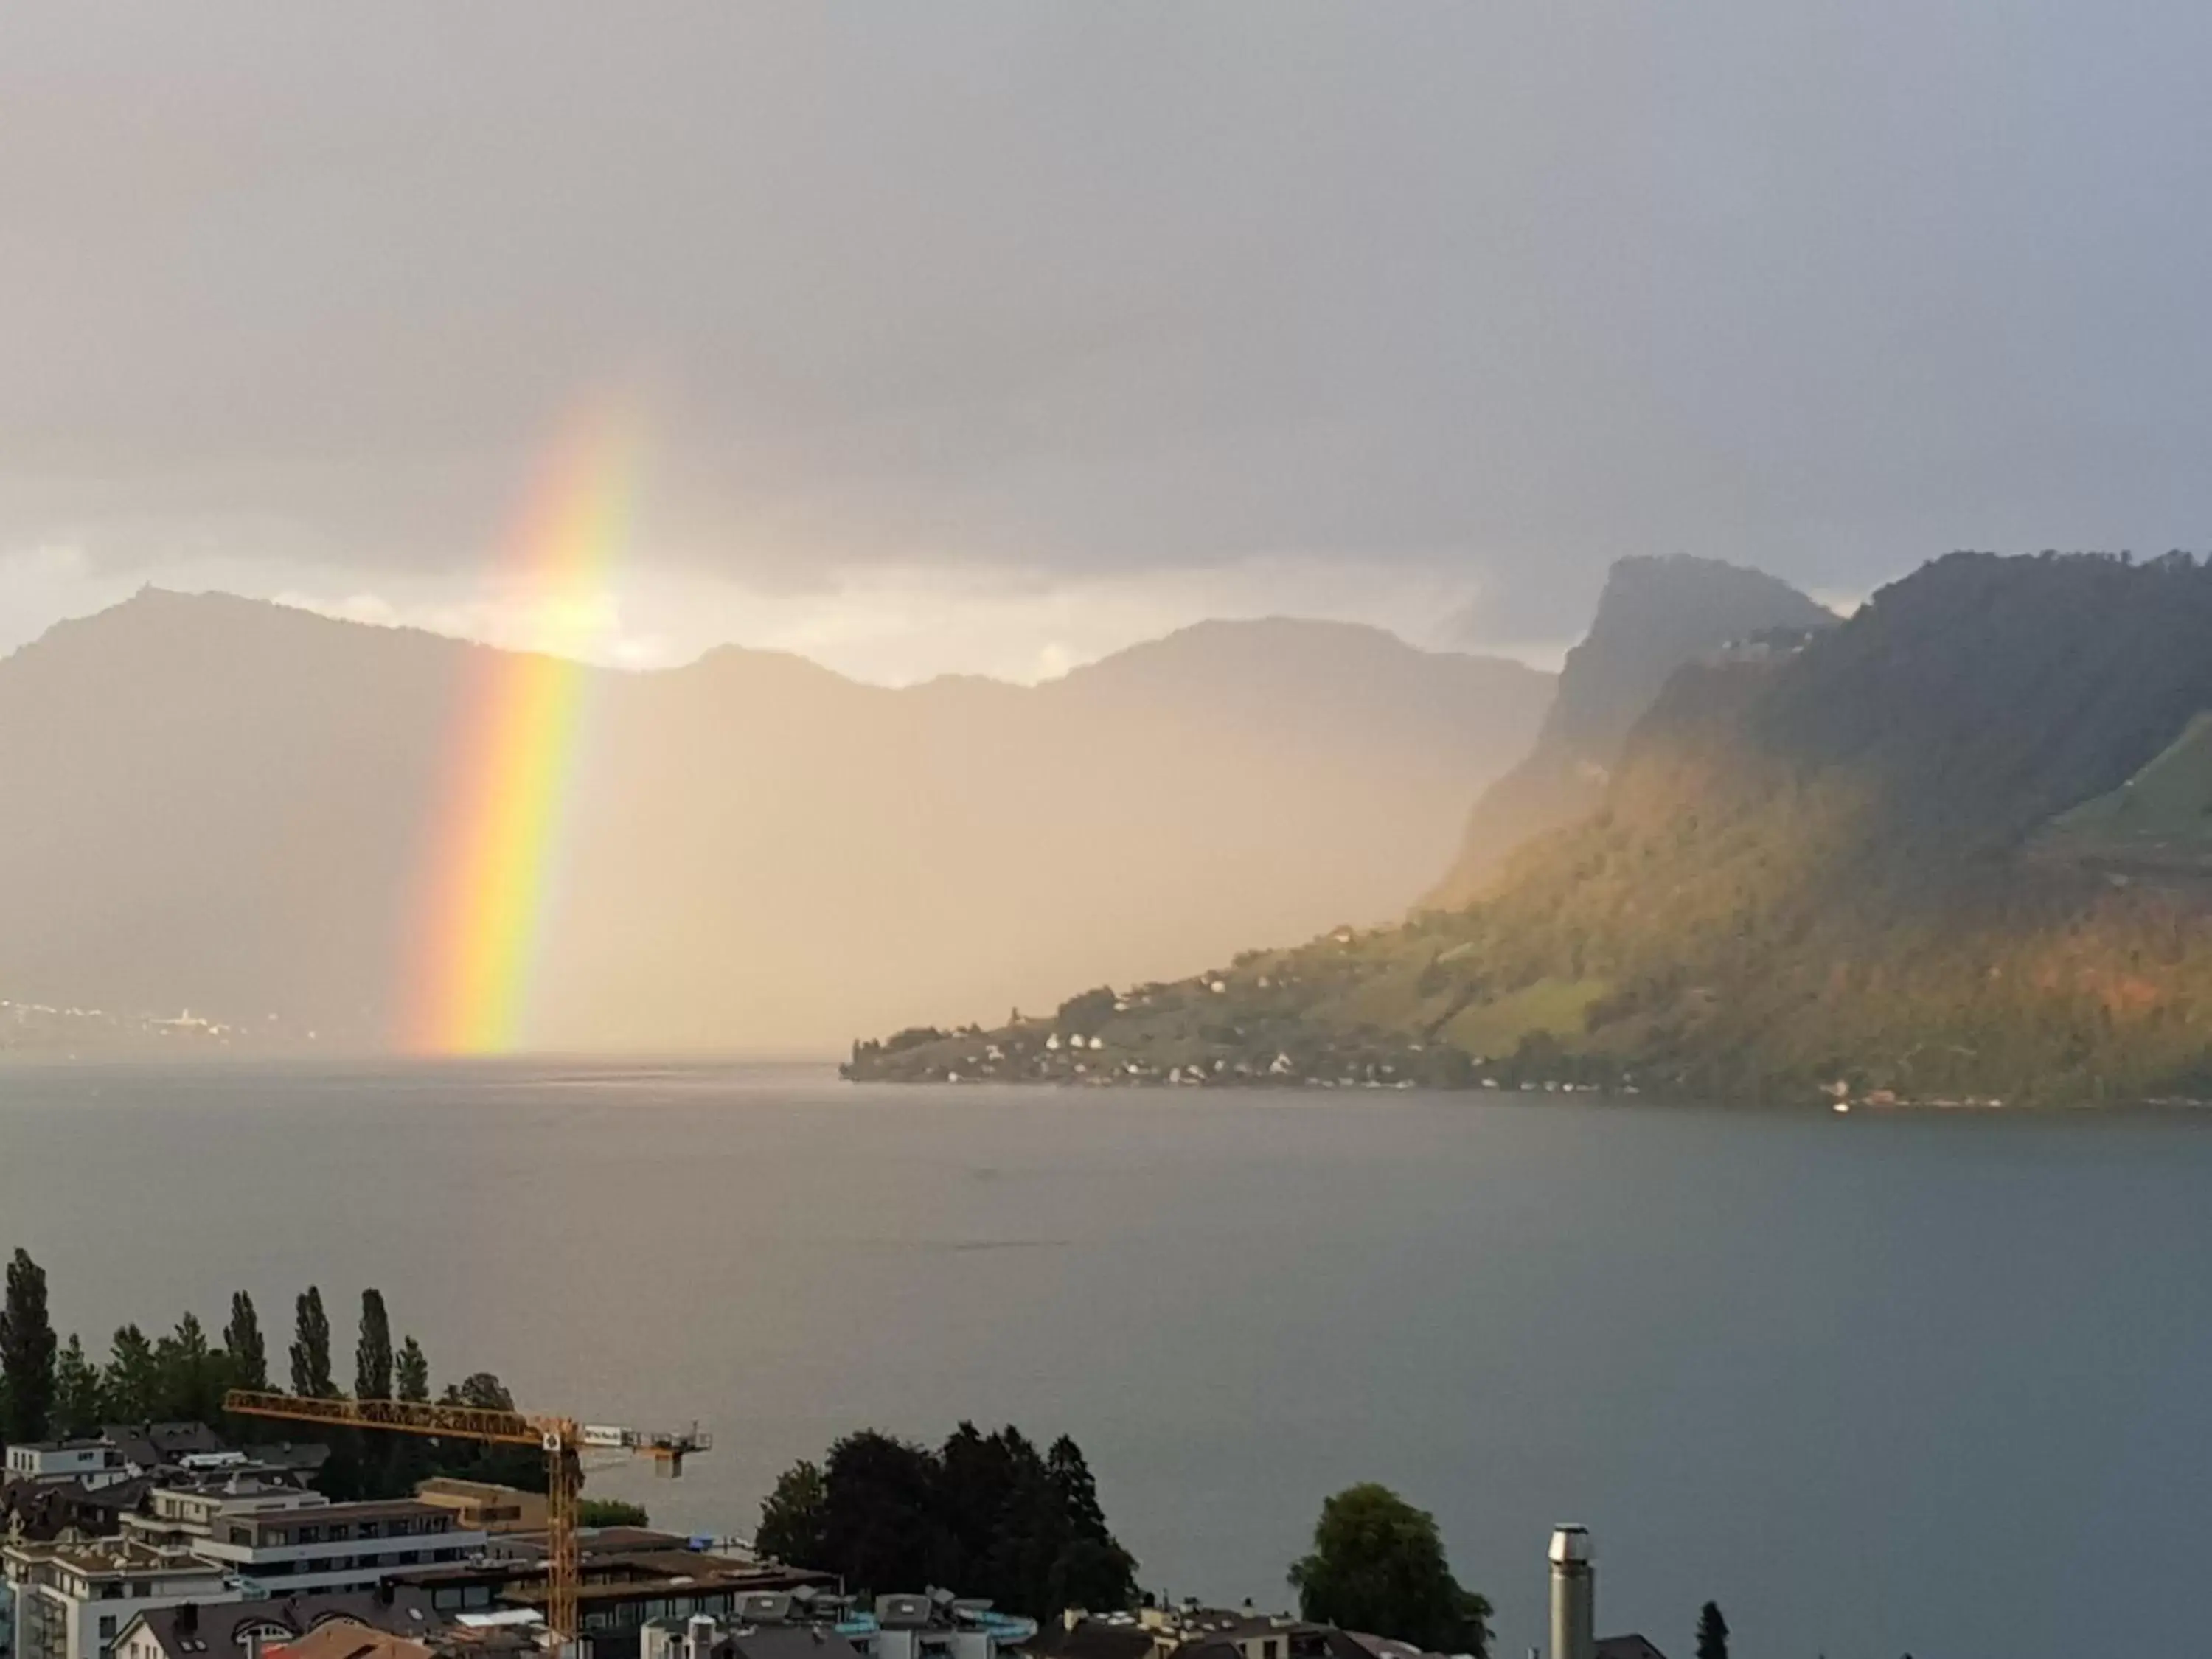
396,1336 -> 430,1402
355,1290 -> 393,1400
290,1287 -> 335,1398
758,1425 -> 1135,1619
1047,1436 -> 1107,1538
820,1430 -> 939,1595
224,1292 -> 267,1391
341,1289 -> 395,1495
444,1371 -> 515,1411
987,1430 -> 1071,1618
155,1312 -> 224,1423
1,1248 -> 58,1443
579,1498 -> 650,1528
103,1324 -> 160,1423
383,1335 -> 434,1495
53,1335 -> 104,1436
1288,1485 -> 1491,1658
431,1373 -> 540,1490
756,1460 -> 830,1569
1046,1436 -> 1137,1612
1696,1601 -> 1729,1659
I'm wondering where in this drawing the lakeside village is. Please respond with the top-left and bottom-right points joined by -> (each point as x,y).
0,1262 -> 1711,1659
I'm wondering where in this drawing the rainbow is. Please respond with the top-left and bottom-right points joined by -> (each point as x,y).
403,413 -> 641,1054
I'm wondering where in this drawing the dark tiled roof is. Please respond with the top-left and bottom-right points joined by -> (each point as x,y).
1023,1621 -> 1155,1659
105,1423 -> 226,1467
126,1590 -> 441,1658
1595,1637 -> 1669,1659
723,1630 -> 865,1659
0,1475 -> 150,1541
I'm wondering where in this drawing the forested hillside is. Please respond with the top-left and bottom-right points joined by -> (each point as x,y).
852,553 -> 2212,1105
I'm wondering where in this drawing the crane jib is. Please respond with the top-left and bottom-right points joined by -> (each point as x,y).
220,1388 -> 707,1649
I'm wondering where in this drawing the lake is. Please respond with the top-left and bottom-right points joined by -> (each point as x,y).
2,1061 -> 2207,1658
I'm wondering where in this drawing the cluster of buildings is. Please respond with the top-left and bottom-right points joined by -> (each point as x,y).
1,1427 -> 1663,1659
0,1426 -> 837,1659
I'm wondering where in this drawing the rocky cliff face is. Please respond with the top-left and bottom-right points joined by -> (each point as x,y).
1427,555 -> 1835,906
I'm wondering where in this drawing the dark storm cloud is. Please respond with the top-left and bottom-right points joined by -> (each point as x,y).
6,2 -> 2212,641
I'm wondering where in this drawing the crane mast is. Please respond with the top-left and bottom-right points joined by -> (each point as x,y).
223,1389 -> 710,1651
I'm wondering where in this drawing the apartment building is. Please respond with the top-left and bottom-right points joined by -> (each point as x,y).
189,1503 -> 486,1599
1,1540 -> 231,1659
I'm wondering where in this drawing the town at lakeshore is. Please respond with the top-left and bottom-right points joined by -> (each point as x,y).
0,1259 -> 1700,1659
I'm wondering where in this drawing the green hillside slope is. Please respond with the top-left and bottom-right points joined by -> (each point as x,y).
849,552 -> 2212,1105
2038,712 -> 2212,873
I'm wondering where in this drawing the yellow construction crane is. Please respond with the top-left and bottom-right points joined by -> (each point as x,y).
223,1389 -> 710,1649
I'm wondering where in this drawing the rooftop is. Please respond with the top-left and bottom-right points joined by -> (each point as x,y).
267,1622 -> 433,1659
3,1536 -> 229,1577
124,1590 -> 442,1657
412,1481 -> 530,1503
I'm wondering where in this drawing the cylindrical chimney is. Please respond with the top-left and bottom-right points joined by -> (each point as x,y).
1548,1526 -> 1593,1659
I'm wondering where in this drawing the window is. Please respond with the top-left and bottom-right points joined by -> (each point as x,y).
355,1523 -> 380,1540
99,1585 -> 123,1601
99,1617 -> 117,1639
1266,1643 -> 1279,1659
298,1528 -> 321,1545
327,1526 -> 352,1542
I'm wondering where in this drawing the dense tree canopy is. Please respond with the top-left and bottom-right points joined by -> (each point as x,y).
396,1335 -> 431,1403
1288,1484 -> 1491,1659
1696,1601 -> 1729,1659
103,1324 -> 160,1422
224,1292 -> 268,1391
757,1424 -> 1136,1618
53,1335 -> 102,1437
757,1460 -> 830,1568
1,1248 -> 57,1444
355,1290 -> 393,1400
291,1287 -> 335,1398
0,1254 -> 532,1504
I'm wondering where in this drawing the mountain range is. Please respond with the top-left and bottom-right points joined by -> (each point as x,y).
851,552 -> 2212,1105
0,590 -> 1551,1054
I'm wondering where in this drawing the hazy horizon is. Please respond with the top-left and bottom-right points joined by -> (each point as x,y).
11,578 -> 1587,689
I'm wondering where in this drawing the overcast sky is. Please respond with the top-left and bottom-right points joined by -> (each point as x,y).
6,3 -> 2212,681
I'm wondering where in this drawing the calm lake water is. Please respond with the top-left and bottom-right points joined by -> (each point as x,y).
2,1062 -> 2207,1658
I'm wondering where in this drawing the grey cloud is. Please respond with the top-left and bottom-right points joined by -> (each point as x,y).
6,2 -> 2212,644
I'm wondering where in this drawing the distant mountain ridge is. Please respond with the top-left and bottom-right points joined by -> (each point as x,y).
852,552 -> 2212,1105
1428,554 -> 1836,905
0,588 -> 1552,1054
